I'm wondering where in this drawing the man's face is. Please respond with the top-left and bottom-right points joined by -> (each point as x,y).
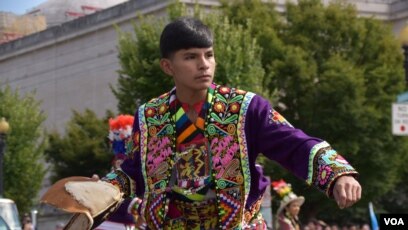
161,47 -> 216,92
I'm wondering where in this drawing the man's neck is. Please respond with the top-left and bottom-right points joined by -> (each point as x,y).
176,88 -> 207,106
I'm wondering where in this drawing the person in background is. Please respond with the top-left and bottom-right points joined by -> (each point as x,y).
273,180 -> 304,230
316,220 -> 328,230
305,219 -> 316,230
331,224 -> 340,230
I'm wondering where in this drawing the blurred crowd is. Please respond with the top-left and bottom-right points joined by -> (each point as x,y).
302,219 -> 371,230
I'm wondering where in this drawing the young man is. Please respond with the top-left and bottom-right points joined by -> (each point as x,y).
100,16 -> 362,229
104,17 -> 361,229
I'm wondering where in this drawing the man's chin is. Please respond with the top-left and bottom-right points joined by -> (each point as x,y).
194,81 -> 212,90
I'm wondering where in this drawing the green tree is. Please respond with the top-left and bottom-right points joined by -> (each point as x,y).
44,110 -> 113,182
112,1 -> 267,115
0,85 -> 46,214
223,0 -> 408,222
220,0 -> 284,98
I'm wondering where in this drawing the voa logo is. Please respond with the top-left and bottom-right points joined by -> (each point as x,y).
384,218 -> 405,226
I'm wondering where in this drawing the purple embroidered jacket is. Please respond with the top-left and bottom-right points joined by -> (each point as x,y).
118,93 -> 357,210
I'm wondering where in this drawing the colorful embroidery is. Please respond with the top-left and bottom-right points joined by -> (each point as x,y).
307,141 -> 357,195
138,104 -> 149,216
218,186 -> 243,229
145,193 -> 166,229
268,109 -> 293,127
176,139 -> 210,186
243,197 -> 265,229
138,84 -> 254,229
124,129 -> 140,160
237,92 -> 255,208
104,169 -> 134,197
146,136 -> 172,176
211,136 -> 240,179
207,85 -> 250,229
128,197 -> 142,217
164,199 -> 218,229
139,92 -> 176,223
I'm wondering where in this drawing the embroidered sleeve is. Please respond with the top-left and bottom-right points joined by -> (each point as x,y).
103,169 -> 135,197
306,141 -> 358,196
247,95 -> 358,195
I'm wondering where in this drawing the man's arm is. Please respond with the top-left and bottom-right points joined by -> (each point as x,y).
246,95 -> 361,207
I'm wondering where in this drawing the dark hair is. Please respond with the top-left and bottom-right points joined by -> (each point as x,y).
160,17 -> 213,58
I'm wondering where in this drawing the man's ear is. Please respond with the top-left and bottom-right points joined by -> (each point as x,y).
160,58 -> 173,76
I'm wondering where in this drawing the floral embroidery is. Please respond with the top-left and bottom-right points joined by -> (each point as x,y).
317,165 -> 332,185
146,107 -> 155,117
148,126 -> 157,136
140,92 -> 175,229
158,104 -> 168,115
307,141 -> 358,196
219,86 -> 231,94
230,102 -> 240,113
214,101 -> 226,113
243,197 -> 265,228
235,89 -> 246,95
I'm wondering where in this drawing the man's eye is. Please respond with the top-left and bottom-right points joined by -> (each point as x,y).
185,56 -> 194,60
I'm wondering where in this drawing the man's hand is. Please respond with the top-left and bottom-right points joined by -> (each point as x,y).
332,175 -> 361,209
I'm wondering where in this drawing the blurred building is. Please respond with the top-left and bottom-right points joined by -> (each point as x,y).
0,0 -> 127,44
0,12 -> 46,44
26,0 -> 128,27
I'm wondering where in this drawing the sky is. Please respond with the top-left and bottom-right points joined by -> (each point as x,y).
0,0 -> 46,14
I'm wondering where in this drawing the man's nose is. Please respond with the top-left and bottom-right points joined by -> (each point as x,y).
198,56 -> 210,70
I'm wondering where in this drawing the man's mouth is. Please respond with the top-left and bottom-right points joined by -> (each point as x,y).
196,74 -> 211,79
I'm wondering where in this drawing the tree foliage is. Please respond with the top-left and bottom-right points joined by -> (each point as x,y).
44,110 -> 113,182
0,85 -> 46,214
223,0 -> 408,223
112,1 -> 267,115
